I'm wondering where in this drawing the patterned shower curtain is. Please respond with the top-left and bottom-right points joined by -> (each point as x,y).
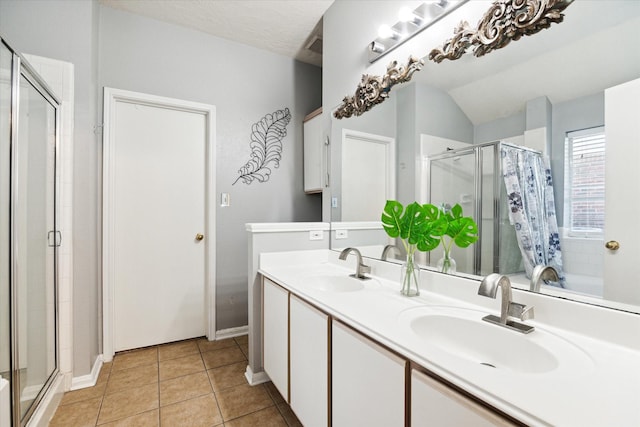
501,145 -> 565,286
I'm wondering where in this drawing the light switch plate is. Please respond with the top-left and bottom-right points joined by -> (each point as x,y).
221,193 -> 230,206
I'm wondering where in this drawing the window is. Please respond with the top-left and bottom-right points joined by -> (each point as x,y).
564,126 -> 605,237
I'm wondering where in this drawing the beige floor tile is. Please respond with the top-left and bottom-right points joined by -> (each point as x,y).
50,396 -> 102,427
201,346 -> 246,370
239,343 -> 249,359
158,340 -> 200,361
277,403 -> 303,427
216,383 -> 273,421
197,337 -> 238,353
98,409 -> 159,427
106,363 -> 159,395
160,394 -> 223,427
207,362 -> 247,392
97,382 -> 159,425
263,382 -> 285,405
60,382 -> 107,406
233,335 -> 248,346
112,347 -> 158,372
160,371 -> 212,406
96,362 -> 113,385
225,406 -> 287,427
159,353 -> 205,381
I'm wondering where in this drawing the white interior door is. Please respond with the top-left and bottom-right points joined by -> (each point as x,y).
103,88 -> 215,354
604,78 -> 640,305
341,130 -> 395,221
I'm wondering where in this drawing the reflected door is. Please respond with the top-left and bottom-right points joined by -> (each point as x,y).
604,78 -> 640,305
341,130 -> 395,222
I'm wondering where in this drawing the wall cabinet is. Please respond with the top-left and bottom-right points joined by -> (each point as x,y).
262,278 -> 289,400
289,295 -> 329,427
332,320 -> 406,427
303,108 -> 324,193
411,369 -> 516,426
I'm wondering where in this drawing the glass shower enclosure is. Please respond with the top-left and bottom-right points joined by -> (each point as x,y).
426,141 -> 540,277
1,38 -> 60,426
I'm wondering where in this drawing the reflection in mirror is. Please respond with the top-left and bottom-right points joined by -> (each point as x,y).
329,0 -> 640,313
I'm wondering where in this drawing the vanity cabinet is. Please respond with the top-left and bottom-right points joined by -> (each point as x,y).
332,320 -> 406,427
289,295 -> 329,427
262,278 -> 289,400
303,108 -> 324,193
411,369 -> 516,426
262,276 -> 515,426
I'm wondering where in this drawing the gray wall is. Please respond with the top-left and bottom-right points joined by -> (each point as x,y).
1,0 -> 322,377
0,0 -> 102,377
98,6 -> 322,331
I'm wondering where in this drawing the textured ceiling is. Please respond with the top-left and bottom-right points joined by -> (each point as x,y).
99,0 -> 334,67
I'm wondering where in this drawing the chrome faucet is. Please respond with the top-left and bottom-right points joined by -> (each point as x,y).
530,265 -> 559,292
478,273 -> 534,333
380,244 -> 400,261
339,247 -> 371,280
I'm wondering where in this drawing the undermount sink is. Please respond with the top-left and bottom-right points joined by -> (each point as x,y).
306,275 -> 381,292
399,306 -> 593,375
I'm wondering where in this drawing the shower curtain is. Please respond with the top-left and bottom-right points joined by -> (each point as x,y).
501,145 -> 565,286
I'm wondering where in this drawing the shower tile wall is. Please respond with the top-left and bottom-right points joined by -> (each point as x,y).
559,229 -> 604,278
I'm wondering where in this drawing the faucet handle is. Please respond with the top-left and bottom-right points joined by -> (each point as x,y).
360,263 -> 371,275
508,302 -> 534,321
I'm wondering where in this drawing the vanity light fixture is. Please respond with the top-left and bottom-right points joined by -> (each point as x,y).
368,0 -> 467,63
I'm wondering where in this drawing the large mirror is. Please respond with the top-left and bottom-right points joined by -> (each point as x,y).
329,0 -> 640,313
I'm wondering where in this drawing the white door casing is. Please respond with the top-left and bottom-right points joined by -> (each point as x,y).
102,88 -> 216,358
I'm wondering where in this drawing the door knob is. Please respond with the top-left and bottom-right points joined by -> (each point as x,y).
195,233 -> 204,241
605,240 -> 620,251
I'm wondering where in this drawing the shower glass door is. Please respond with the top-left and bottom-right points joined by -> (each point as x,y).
14,64 -> 58,422
0,41 -> 12,415
429,150 -> 477,274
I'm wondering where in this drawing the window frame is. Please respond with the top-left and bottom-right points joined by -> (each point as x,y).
564,126 -> 606,239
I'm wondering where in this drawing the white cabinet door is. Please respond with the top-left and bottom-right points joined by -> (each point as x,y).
303,110 -> 324,193
411,370 -> 515,426
332,320 -> 405,427
263,278 -> 289,400
290,296 -> 329,427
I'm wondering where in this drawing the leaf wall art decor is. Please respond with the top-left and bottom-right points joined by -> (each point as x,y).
233,107 -> 292,185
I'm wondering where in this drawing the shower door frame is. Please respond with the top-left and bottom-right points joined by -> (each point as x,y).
7,46 -> 61,427
425,141 -> 540,276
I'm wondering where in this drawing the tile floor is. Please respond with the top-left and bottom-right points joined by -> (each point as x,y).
49,335 -> 302,426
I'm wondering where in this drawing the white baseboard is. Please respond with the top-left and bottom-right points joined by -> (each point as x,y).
214,325 -> 248,340
25,373 -> 64,427
70,354 -> 103,391
244,365 -> 270,386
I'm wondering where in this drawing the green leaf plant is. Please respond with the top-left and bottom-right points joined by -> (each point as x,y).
381,201 -> 479,274
438,204 -> 479,273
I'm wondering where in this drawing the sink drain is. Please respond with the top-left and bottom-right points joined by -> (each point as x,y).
480,362 -> 496,368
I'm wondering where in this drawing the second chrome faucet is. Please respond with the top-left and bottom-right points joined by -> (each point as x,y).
339,247 -> 371,280
478,273 -> 534,333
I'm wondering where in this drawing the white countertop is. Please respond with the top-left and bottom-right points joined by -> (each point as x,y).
258,250 -> 640,427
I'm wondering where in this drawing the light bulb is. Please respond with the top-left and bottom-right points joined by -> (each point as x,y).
377,24 -> 395,39
398,6 -> 414,22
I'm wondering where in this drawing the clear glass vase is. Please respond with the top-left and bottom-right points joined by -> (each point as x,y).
437,251 -> 457,274
401,252 -> 420,296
